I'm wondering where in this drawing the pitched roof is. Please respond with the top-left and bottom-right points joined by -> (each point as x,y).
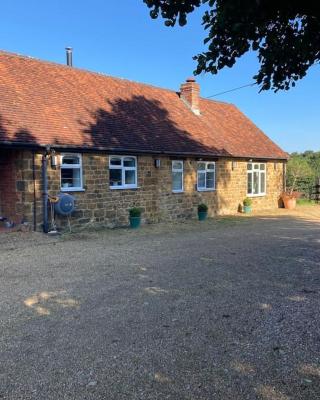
0,51 -> 288,159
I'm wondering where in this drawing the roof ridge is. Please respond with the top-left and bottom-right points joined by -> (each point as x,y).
200,97 -> 233,106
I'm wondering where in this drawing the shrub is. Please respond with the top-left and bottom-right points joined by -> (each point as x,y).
198,203 -> 208,213
129,207 -> 142,218
286,156 -> 314,196
243,197 -> 252,207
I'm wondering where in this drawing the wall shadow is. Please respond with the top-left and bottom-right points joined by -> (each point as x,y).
0,117 -> 39,224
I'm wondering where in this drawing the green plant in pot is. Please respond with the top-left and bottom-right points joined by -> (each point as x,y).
243,197 -> 252,213
129,207 -> 142,229
198,203 -> 208,221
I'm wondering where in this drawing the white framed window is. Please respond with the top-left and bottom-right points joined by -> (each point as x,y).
172,160 -> 184,193
109,156 -> 137,189
197,161 -> 215,191
247,162 -> 266,196
60,153 -> 83,191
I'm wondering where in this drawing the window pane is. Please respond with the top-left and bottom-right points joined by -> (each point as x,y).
72,169 -> 81,187
172,161 -> 183,170
206,171 -> 215,189
254,164 -> 259,170
198,172 -> 205,188
247,163 -> 252,170
253,171 -> 259,194
62,155 -> 80,165
61,168 -> 81,188
247,172 -> 252,194
198,162 -> 206,171
207,163 -> 215,170
172,171 -> 182,191
125,170 -> 136,185
260,164 -> 265,170
110,157 -> 121,166
260,172 -> 266,193
123,157 -> 136,167
110,169 -> 122,186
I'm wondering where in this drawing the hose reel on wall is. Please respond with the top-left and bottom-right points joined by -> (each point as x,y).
48,193 -> 75,233
54,193 -> 75,216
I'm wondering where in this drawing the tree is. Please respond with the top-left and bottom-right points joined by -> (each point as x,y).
286,155 -> 314,196
143,1 -> 320,91
304,151 -> 320,178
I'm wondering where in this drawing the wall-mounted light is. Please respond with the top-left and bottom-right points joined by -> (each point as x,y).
154,159 -> 161,168
50,149 -> 57,169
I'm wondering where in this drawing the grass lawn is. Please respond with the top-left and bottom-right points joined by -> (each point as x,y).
296,198 -> 318,206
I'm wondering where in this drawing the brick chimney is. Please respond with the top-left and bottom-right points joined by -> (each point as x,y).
180,77 -> 200,115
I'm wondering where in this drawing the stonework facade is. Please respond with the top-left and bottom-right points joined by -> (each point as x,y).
0,149 -> 285,231
0,149 -> 37,226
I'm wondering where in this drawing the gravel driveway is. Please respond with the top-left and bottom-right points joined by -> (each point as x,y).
0,207 -> 320,399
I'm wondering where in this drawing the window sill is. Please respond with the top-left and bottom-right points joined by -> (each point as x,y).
172,190 -> 184,194
197,188 -> 216,192
61,188 -> 85,192
110,186 -> 139,190
247,193 -> 266,197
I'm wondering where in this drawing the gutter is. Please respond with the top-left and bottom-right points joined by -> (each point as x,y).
0,141 -> 289,161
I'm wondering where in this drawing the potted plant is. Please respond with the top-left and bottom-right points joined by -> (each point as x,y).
198,203 -> 208,221
281,191 -> 299,210
129,207 -> 142,229
243,197 -> 252,213
282,156 -> 313,209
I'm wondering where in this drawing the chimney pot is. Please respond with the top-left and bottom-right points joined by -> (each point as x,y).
180,77 -> 200,115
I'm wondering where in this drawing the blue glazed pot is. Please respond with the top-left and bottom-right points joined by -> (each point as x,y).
130,216 -> 141,229
198,211 -> 208,221
243,205 -> 252,214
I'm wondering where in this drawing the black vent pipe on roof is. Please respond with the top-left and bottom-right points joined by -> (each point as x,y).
66,47 -> 73,67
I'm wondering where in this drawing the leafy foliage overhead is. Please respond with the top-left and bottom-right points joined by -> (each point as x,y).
143,0 -> 320,91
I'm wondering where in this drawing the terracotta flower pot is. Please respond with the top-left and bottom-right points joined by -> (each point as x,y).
282,195 -> 296,210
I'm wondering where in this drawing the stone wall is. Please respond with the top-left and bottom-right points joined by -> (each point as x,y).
0,149 -> 37,225
0,150 -> 285,231
0,150 -> 18,221
157,157 -> 284,220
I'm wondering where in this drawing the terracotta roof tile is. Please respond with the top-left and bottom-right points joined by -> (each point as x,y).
0,51 -> 288,159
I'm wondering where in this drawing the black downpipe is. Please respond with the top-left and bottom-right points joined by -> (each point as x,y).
42,154 -> 49,233
32,151 -> 37,231
283,162 -> 286,192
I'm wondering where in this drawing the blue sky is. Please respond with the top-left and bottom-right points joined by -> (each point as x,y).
1,0 -> 319,153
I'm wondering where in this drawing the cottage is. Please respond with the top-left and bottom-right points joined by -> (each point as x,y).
0,51 -> 288,232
